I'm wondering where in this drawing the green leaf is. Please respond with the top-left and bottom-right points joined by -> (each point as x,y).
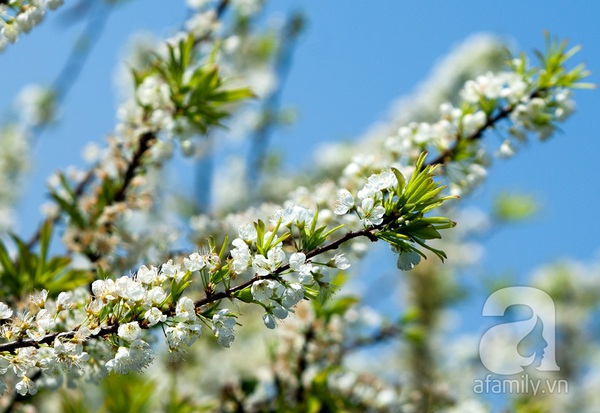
209,87 -> 255,102
322,295 -> 359,319
0,240 -> 16,278
391,167 -> 406,194
210,266 -> 230,286
493,192 -> 540,222
233,286 -> 254,303
409,225 -> 442,240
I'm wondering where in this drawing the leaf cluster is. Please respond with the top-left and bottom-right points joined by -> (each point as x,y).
133,34 -> 255,134
376,152 -> 457,261
0,221 -> 92,301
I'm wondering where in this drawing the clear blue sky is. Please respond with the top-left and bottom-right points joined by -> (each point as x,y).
1,1 -> 599,287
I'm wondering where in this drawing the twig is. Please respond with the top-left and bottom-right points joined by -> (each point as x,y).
0,225 -> 375,354
344,323 -> 403,353
425,88 -> 543,167
22,0 -> 230,254
113,132 -> 156,204
194,227 -> 375,308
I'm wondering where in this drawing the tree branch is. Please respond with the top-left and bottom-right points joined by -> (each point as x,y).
22,0 -> 231,255
194,227 -> 375,308
0,226 -> 375,354
112,132 -> 156,204
343,323 -> 403,353
426,88 -> 543,167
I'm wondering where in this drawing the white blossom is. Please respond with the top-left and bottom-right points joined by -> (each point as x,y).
238,222 -> 258,241
144,307 -> 167,326
212,309 -> 237,348
252,247 -> 284,276
15,376 -> 37,396
289,252 -> 314,276
175,296 -> 197,322
231,238 -> 251,274
396,250 -> 421,271
105,340 -> 154,374
118,321 -> 142,342
334,189 -> 355,215
30,289 -> 48,308
251,279 -> 277,303
136,75 -> 171,108
281,283 -> 304,308
56,291 -> 73,312
161,260 -> 184,282
165,322 -> 202,348
92,279 -> 118,302
357,198 -> 385,227
366,170 -> 398,191
147,286 -> 167,305
0,302 -> 12,319
184,252 -> 206,272
35,309 -> 55,331
262,313 -> 277,329
136,265 -> 158,284
115,276 -> 146,302
333,253 -> 351,270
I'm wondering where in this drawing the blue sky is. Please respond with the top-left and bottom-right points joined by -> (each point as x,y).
0,2 -> 599,408
2,1 -> 599,309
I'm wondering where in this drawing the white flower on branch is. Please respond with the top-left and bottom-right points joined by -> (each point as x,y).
0,302 -> 13,320
212,309 -> 237,348
118,321 -> 142,342
334,189 -> 355,215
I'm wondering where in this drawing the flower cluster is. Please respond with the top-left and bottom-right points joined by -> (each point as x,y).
186,38 -> 587,277
334,157 -> 457,268
0,0 -> 63,52
230,206 -> 353,329
328,39 -> 587,199
45,29 -> 253,271
0,204 -> 352,394
0,160 -> 456,394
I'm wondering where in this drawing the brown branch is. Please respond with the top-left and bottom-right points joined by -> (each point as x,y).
20,131 -> 155,268
425,88 -> 544,167
344,323 -> 403,352
112,132 -> 156,204
22,0 -> 231,255
0,324 -> 118,353
0,226 -> 376,354
194,227 -> 375,308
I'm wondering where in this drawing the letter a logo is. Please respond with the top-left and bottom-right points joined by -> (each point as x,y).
479,286 -> 560,375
